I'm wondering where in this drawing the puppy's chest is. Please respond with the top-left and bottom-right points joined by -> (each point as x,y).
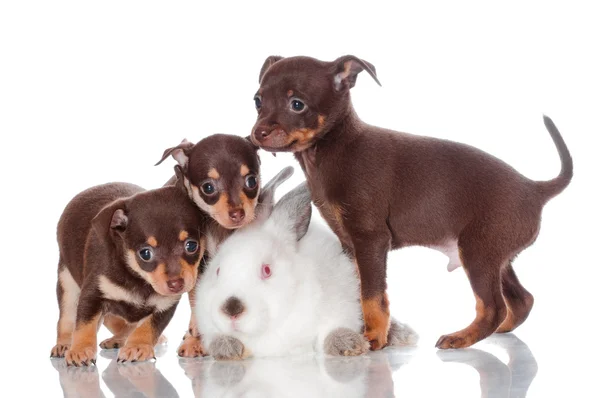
98,275 -> 179,322
298,151 -> 352,249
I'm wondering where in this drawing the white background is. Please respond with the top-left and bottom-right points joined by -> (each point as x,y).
1,1 -> 598,397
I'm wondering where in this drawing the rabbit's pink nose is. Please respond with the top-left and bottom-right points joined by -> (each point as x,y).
221,296 -> 245,318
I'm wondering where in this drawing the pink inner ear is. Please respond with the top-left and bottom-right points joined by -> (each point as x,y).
261,264 -> 271,280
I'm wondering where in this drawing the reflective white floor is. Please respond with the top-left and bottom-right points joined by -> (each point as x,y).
43,332 -> 586,397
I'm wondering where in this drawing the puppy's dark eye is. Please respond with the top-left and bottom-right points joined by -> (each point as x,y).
290,99 -> 305,113
184,239 -> 199,254
201,182 -> 216,195
254,95 -> 262,110
138,247 -> 154,262
245,175 -> 258,189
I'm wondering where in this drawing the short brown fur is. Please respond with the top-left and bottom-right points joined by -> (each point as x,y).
51,183 -> 208,365
251,54 -> 573,349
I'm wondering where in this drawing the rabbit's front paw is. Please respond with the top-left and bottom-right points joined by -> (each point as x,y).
209,335 -> 246,360
324,328 -> 370,356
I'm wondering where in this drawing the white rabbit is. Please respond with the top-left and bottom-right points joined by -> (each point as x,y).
195,181 -> 418,359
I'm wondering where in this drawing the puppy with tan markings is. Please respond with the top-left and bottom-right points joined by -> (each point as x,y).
156,134 -> 293,357
50,179 -> 208,366
251,54 -> 573,350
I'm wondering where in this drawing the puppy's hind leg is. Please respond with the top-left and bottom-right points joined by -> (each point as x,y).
436,222 -> 508,349
51,267 -> 80,358
496,263 -> 534,333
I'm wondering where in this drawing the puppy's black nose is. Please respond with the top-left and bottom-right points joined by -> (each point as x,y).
167,278 -> 184,293
229,209 -> 245,223
221,296 -> 245,319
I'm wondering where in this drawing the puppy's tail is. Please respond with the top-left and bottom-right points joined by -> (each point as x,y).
536,115 -> 573,202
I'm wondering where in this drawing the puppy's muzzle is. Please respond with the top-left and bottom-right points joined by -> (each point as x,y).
252,125 -> 286,145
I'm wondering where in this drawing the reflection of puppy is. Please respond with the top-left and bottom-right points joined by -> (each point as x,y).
51,358 -> 106,398
437,334 -> 538,397
50,182 -> 208,365
102,358 -> 179,397
157,138 -> 293,358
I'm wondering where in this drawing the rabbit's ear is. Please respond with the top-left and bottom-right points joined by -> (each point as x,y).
255,166 -> 294,223
270,181 -> 312,241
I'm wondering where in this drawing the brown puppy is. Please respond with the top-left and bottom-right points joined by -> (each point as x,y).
250,55 -> 573,350
50,180 -> 208,365
156,134 -> 293,357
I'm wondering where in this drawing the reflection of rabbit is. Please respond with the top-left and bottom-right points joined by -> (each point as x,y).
178,347 -> 417,398
196,182 -> 418,359
181,356 -> 368,398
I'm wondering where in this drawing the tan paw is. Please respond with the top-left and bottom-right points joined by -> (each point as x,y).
100,336 -> 126,350
65,345 -> 97,366
51,343 -> 70,358
324,328 -> 370,356
117,343 -> 155,363
178,335 -> 207,358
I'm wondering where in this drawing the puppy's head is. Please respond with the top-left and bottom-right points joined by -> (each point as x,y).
157,134 -> 261,229
249,55 -> 380,153
92,186 -> 208,296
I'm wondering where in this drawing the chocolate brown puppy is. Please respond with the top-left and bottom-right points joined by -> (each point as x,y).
50,181 -> 208,365
250,55 -> 573,350
156,134 -> 293,357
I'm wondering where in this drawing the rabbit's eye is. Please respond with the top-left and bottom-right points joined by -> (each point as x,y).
261,264 -> 271,280
216,267 -> 220,276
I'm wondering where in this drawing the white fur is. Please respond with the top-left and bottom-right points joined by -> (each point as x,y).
147,294 -> 181,313
196,207 -> 365,358
99,275 -> 144,306
98,275 -> 180,311
58,268 -> 81,334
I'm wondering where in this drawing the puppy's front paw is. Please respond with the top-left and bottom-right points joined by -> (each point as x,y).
209,335 -> 246,360
65,345 -> 97,366
51,343 -> 70,358
324,328 -> 370,356
117,343 -> 155,363
178,335 -> 207,358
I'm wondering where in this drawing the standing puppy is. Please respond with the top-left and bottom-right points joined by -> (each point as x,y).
156,134 -> 293,356
250,55 -> 573,349
50,180 -> 208,365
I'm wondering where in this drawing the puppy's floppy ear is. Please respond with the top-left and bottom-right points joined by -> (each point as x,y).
331,55 -> 381,91
259,55 -> 284,84
254,166 -> 294,223
271,181 -> 312,241
91,199 -> 129,241
173,165 -> 188,191
155,138 -> 195,168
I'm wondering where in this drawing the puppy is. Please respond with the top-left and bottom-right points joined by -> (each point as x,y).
156,134 -> 293,357
250,55 -> 573,350
50,179 -> 208,365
